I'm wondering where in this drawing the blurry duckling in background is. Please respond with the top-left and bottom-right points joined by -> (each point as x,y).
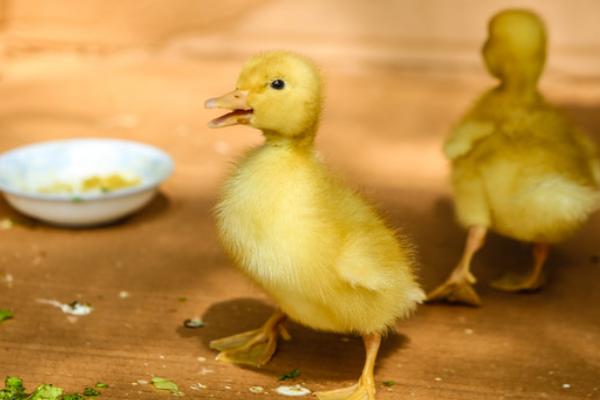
428,9 -> 600,306
206,51 -> 424,399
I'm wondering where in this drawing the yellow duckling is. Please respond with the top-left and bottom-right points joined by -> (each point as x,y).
428,9 -> 600,306
206,51 -> 424,399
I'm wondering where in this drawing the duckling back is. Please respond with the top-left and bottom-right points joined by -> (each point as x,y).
446,9 -> 600,243
449,88 -> 600,243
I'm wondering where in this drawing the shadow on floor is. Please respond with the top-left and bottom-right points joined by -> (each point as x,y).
177,297 -> 409,381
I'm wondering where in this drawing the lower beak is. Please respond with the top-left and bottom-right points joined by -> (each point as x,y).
205,90 -> 253,128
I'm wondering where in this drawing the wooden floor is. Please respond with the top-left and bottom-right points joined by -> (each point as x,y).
1,1 -> 600,399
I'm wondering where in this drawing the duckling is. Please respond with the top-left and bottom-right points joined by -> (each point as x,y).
427,9 -> 600,306
205,51 -> 424,399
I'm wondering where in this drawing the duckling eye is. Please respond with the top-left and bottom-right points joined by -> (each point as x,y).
270,79 -> 285,90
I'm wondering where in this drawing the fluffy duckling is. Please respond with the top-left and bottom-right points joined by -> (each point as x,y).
428,9 -> 600,306
206,51 -> 424,399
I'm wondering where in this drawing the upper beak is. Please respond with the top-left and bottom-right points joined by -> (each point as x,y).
205,90 -> 253,128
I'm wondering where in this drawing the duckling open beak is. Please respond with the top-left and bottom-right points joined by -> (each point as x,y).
205,90 -> 253,128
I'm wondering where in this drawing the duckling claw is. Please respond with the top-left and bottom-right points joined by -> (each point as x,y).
426,277 -> 482,307
210,311 -> 288,367
490,273 -> 545,292
210,328 -> 277,367
209,328 -> 263,352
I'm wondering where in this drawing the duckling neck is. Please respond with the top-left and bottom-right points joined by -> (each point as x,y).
262,130 -> 316,151
498,76 -> 540,101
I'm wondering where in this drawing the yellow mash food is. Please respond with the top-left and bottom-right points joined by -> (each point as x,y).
39,174 -> 141,194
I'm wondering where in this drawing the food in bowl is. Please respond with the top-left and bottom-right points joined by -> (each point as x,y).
39,173 -> 142,195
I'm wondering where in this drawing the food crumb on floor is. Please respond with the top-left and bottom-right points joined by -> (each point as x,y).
184,317 -> 204,328
274,384 -> 311,396
190,383 -> 207,391
249,386 -> 265,394
36,299 -> 93,316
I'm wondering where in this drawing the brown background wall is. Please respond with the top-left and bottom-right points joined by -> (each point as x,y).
1,0 -> 600,76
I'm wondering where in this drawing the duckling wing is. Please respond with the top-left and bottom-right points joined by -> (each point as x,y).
336,239 -> 389,291
336,233 -> 412,291
444,120 -> 495,160
331,212 -> 425,330
330,192 -> 417,292
572,129 -> 600,185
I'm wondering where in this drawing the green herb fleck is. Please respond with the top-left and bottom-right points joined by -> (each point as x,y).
151,377 -> 182,396
0,377 -> 104,400
27,384 -> 64,400
94,383 -> 108,389
0,376 -> 26,400
71,197 -> 83,203
5,377 -> 25,392
61,394 -> 84,400
0,310 -> 13,323
278,368 -> 301,381
382,380 -> 397,387
177,297 -> 187,303
82,387 -> 100,397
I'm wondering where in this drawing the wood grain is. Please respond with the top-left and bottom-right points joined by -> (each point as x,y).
1,2 -> 599,399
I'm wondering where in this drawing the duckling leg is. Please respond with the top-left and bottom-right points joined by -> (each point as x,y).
426,225 -> 486,306
491,243 -> 549,292
315,333 -> 380,400
209,310 -> 290,367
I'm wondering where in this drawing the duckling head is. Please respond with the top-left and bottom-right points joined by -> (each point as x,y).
483,9 -> 547,90
206,51 -> 322,142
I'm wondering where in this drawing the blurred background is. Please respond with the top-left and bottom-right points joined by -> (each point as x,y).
2,0 -> 600,72
1,0 -> 599,190
1,1 -> 599,399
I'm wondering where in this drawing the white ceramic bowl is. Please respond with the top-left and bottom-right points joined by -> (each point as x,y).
0,138 -> 173,227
